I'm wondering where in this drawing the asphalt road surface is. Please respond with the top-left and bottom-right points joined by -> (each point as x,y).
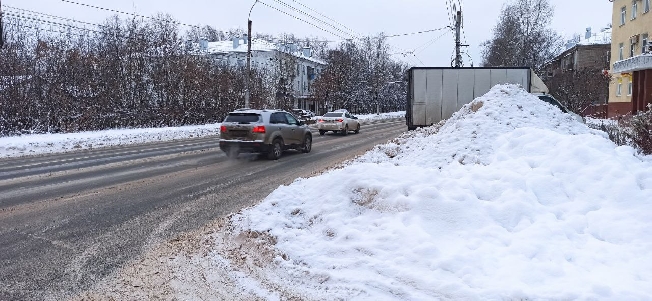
0,118 -> 407,300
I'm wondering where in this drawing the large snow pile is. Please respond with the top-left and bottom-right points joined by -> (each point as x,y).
88,85 -> 651,300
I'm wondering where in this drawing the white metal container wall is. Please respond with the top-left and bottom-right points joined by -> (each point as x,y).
410,68 -> 530,127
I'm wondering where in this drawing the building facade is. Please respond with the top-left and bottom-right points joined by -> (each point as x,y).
541,27 -> 611,117
543,28 -> 611,79
608,0 -> 652,117
196,35 -> 326,111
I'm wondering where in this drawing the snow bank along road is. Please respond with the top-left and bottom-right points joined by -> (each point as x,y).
0,118 -> 406,300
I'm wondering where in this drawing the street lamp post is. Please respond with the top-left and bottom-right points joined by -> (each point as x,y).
245,0 -> 258,109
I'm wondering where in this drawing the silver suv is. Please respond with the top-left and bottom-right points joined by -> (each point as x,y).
219,109 -> 313,160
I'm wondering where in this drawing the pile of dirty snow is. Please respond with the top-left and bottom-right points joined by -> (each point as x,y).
93,85 -> 651,300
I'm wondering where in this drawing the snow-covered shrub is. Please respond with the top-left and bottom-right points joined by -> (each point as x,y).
593,107 -> 652,155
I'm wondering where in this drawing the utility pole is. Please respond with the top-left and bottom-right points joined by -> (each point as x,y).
245,19 -> 252,108
376,37 -> 381,115
0,0 -> 4,48
454,10 -> 462,68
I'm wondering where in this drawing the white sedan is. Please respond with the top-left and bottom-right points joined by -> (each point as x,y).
316,110 -> 360,135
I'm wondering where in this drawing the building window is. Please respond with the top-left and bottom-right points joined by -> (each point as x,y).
631,42 -> 636,57
619,43 -> 625,60
643,34 -> 649,53
632,1 -> 638,19
621,6 -> 627,25
628,81 -> 633,96
646,0 -> 651,13
617,82 -> 622,96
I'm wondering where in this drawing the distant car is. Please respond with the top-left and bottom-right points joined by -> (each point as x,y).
534,94 -> 585,123
291,109 -> 315,120
317,110 -> 360,135
219,109 -> 312,160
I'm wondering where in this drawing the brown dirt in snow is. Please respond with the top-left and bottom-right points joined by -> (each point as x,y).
70,216 -> 311,301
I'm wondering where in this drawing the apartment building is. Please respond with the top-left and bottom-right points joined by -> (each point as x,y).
608,0 -> 652,117
540,27 -> 611,117
195,35 -> 326,111
543,27 -> 611,79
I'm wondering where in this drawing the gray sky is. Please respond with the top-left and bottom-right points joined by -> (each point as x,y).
2,0 -> 613,67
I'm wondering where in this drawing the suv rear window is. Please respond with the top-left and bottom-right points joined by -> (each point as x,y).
323,112 -> 344,117
224,113 -> 261,123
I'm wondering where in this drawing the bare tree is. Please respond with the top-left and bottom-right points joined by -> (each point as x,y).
545,68 -> 610,115
313,36 -> 406,115
481,0 -> 563,71
186,25 -> 225,42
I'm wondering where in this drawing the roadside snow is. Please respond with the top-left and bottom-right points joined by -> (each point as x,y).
0,112 -> 405,158
65,85 -> 651,300
0,124 -> 222,158
178,84 -> 651,300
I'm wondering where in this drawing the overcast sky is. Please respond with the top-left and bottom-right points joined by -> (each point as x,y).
2,0 -> 613,67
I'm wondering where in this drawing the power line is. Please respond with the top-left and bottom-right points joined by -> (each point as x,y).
4,10 -> 147,40
3,5 -> 103,28
445,0 -> 456,27
287,0 -> 359,37
256,0 -> 350,40
271,0 -> 359,38
302,26 -> 451,44
384,27 -> 451,38
60,0 -> 200,29
414,30 -> 451,55
4,11 -> 102,33
4,15 -> 92,37
264,0 -> 359,39
412,53 -> 425,66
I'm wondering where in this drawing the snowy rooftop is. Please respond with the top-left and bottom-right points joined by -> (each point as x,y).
204,38 -> 277,54
577,27 -> 612,46
201,38 -> 326,65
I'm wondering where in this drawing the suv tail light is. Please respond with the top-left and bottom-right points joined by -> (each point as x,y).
220,125 -> 227,133
252,125 -> 266,133
337,119 -> 344,123
318,119 -> 324,123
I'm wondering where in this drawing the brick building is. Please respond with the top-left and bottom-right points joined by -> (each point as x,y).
541,27 -> 611,117
543,28 -> 611,78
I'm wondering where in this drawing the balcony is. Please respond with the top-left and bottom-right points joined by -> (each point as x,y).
613,54 -> 652,73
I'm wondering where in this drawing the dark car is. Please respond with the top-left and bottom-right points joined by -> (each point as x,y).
534,94 -> 584,123
219,109 -> 312,160
292,109 -> 316,120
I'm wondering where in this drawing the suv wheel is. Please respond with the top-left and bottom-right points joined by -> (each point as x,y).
301,134 -> 312,153
354,124 -> 360,134
319,130 -> 325,136
267,138 -> 283,160
342,125 -> 348,136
